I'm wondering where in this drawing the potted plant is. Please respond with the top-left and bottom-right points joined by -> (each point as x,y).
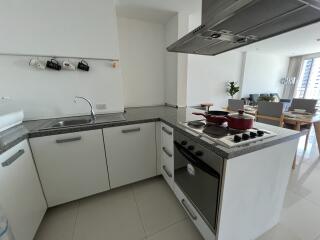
227,81 -> 240,99
258,95 -> 275,102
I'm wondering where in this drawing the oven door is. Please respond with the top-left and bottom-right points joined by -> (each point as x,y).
174,137 -> 222,232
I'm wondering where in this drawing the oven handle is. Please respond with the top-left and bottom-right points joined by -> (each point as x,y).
174,141 -> 220,178
181,199 -> 197,220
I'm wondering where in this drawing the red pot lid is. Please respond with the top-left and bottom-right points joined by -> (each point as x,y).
229,110 -> 254,120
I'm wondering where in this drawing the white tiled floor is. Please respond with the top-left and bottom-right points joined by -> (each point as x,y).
35,177 -> 201,240
35,129 -> 320,240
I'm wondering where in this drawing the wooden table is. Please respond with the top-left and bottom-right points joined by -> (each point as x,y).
283,113 -> 320,148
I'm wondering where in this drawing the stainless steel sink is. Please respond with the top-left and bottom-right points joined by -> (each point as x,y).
39,113 -> 126,131
51,118 -> 93,128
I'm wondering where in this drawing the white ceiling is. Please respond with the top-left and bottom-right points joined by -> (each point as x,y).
115,0 -> 201,24
241,22 -> 320,57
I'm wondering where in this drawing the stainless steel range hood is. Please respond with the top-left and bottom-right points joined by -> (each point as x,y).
167,0 -> 320,56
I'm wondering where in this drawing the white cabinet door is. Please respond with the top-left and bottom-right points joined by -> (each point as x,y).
30,130 -> 110,207
103,123 -> 157,188
160,123 -> 174,190
0,140 -> 47,240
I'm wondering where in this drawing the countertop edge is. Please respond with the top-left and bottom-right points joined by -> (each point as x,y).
0,106 -> 302,159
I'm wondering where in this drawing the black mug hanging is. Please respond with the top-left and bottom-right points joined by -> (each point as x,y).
78,59 -> 89,71
46,58 -> 61,71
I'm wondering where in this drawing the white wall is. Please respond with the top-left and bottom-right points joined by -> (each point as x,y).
165,16 -> 179,106
164,13 -> 189,107
187,52 -> 244,108
117,17 -> 165,107
0,0 -> 119,59
240,52 -> 289,98
176,13 -> 189,107
0,55 -> 124,120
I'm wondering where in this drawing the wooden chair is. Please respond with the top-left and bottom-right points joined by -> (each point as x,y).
289,98 -> 317,114
286,98 -> 317,151
256,102 -> 285,127
228,99 -> 245,112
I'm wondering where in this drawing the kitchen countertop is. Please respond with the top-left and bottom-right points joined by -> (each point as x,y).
0,106 -> 301,158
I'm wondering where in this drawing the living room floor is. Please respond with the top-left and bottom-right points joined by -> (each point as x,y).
35,129 -> 320,240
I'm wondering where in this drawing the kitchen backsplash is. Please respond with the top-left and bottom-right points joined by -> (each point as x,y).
0,55 -> 124,120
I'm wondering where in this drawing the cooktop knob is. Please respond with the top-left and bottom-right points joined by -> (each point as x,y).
242,133 -> 250,140
181,140 -> 187,145
195,151 -> 203,157
257,130 -> 264,137
234,135 -> 242,143
250,132 -> 257,138
188,145 -> 195,151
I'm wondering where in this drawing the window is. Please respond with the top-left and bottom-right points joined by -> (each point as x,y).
295,57 -> 320,106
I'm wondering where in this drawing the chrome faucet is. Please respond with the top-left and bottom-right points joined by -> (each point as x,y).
74,96 -> 96,122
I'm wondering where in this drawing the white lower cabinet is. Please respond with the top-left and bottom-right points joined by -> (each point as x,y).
103,122 -> 157,188
30,130 -> 110,207
160,123 -> 174,190
0,140 -> 47,240
174,184 -> 216,240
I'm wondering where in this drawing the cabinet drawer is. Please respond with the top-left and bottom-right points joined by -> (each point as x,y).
161,156 -> 174,190
174,184 -> 216,240
103,122 -> 157,188
30,130 -> 110,207
160,123 -> 174,157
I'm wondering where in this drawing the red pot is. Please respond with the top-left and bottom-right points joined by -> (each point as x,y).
192,111 -> 229,125
213,110 -> 254,130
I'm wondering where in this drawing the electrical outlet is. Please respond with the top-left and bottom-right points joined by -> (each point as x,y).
96,103 -> 107,110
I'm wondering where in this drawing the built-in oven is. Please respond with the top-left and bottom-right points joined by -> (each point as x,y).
174,130 -> 224,233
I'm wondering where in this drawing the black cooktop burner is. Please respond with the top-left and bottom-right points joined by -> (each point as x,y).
187,120 -> 206,128
203,124 -> 243,138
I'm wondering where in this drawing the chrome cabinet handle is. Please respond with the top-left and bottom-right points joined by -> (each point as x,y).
162,127 -> 172,136
181,199 -> 197,220
1,149 -> 25,167
162,147 -> 172,158
121,128 -> 141,134
56,136 -> 82,144
162,165 -> 172,178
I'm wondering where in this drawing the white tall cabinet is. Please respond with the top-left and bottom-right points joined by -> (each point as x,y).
0,140 -> 46,240
103,123 -> 157,188
30,130 -> 110,207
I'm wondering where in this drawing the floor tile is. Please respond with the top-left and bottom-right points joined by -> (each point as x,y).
280,191 -> 320,240
132,177 -> 186,236
147,219 -> 203,240
34,201 -> 79,240
256,223 -> 301,240
288,162 -> 320,206
73,186 -> 145,240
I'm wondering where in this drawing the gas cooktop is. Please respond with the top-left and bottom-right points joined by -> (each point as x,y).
181,120 -> 277,148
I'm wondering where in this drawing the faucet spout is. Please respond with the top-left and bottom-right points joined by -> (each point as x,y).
74,96 -> 96,121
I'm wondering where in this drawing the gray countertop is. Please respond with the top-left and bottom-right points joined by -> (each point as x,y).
0,106 -> 301,158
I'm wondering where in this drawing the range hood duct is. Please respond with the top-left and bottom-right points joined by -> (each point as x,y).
167,0 -> 320,56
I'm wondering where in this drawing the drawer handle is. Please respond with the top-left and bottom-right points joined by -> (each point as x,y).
162,165 -> 173,178
181,199 -> 197,220
162,147 -> 172,158
56,136 -> 82,144
162,127 -> 172,135
121,128 -> 141,134
1,149 -> 25,167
